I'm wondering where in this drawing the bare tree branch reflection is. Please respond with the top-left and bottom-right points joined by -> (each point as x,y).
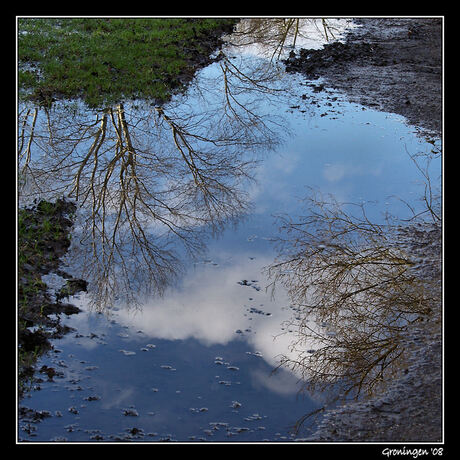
266,186 -> 441,429
394,145 -> 441,223
227,18 -> 345,60
18,55 -> 287,310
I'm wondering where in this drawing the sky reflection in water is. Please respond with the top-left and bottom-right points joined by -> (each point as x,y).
19,21 -> 441,442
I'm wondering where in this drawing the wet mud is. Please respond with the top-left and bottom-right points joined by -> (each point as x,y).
304,222 -> 442,442
284,18 -> 442,136
18,199 -> 87,399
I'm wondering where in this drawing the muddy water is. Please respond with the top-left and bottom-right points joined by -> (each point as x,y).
18,21 -> 441,443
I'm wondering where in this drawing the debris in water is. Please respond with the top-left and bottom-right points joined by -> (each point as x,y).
119,349 -> 136,356
237,280 -> 261,291
128,427 -> 142,435
209,422 -> 229,429
244,413 -> 263,421
246,351 -> 263,358
160,365 -> 176,370
247,306 -> 272,316
233,427 -> 249,433
189,407 -> 209,413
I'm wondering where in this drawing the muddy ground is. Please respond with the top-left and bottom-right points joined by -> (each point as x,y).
284,18 -> 442,137
303,221 -> 442,442
18,199 -> 87,399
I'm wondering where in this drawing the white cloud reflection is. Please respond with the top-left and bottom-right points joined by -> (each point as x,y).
224,18 -> 357,58
323,161 -> 384,183
250,367 -> 302,396
111,252 -> 314,374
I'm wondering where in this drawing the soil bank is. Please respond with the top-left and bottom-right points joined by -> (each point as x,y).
284,18 -> 442,137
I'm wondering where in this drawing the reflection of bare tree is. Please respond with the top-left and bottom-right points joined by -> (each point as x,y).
394,145 -> 441,224
228,18 -> 344,59
266,188 -> 441,428
18,57 -> 286,310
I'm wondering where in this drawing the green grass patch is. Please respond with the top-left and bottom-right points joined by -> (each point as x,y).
18,18 -> 236,108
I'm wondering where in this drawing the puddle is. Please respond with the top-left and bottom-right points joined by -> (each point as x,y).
18,19 -> 441,443
19,298 -> 321,442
